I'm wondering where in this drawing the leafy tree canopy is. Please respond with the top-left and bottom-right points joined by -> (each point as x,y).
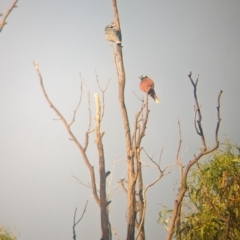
0,225 -> 17,240
179,141 -> 240,240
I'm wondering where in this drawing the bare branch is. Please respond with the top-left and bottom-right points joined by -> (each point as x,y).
95,71 -> 111,120
136,95 -> 150,147
69,75 -> 83,127
188,72 -> 206,150
139,160 -> 159,169
111,225 -> 120,240
0,0 -> 18,32
133,91 -> 144,103
166,72 -> 223,240
119,179 -> 128,193
73,201 -> 88,240
33,62 -> 100,206
135,146 -> 175,240
71,175 -> 92,189
83,83 -> 93,151
107,159 -> 125,197
158,139 -> 168,166
176,118 -> 183,182
216,90 -> 223,142
107,184 -> 122,197
132,99 -> 146,147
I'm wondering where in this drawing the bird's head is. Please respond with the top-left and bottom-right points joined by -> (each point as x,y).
139,75 -> 148,80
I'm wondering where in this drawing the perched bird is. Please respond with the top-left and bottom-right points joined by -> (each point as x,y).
105,24 -> 122,46
139,75 -> 159,103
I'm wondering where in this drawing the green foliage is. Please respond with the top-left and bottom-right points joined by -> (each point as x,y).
158,205 -> 173,231
0,225 -> 17,240
179,142 -> 240,240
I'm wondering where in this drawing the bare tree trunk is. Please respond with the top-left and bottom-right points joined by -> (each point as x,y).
110,1 -> 136,239
136,164 -> 145,240
33,64 -> 112,240
94,94 -> 111,240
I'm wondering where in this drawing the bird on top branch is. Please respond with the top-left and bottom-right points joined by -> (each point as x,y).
139,75 -> 159,103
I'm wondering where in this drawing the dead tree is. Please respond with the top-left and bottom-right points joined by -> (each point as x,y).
166,72 -> 223,240
0,0 -> 18,32
109,1 -> 173,239
109,0 -> 135,238
33,64 -> 111,240
109,0 -> 145,238
32,1 -> 184,239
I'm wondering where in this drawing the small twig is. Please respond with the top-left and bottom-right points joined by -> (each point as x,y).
108,185 -> 122,197
133,91 -> 144,102
119,179 -> 128,193
111,225 -> 120,240
158,139 -> 168,166
132,99 -> 146,147
73,201 -> 88,240
137,95 -> 149,146
107,159 -> 124,197
142,149 -> 160,168
71,175 -> 92,189
139,160 -> 159,169
83,83 -> 93,151
69,74 -> 83,127
95,70 -> 111,120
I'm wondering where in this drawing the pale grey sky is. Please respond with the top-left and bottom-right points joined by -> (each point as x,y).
0,0 -> 240,239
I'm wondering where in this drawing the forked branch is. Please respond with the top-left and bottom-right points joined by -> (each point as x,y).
166,72 -> 223,240
69,75 -> 83,127
135,145 -> 176,240
95,71 -> 111,120
73,201 -> 88,240
33,62 -> 100,206
188,72 -> 206,148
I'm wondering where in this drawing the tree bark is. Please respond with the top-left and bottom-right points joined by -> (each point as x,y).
0,0 -> 18,32
110,1 -> 136,239
94,94 -> 110,240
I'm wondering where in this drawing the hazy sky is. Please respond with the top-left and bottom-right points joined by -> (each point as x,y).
1,0 -> 240,239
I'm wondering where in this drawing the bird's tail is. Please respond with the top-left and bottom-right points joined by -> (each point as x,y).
148,89 -> 160,104
154,97 -> 160,103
